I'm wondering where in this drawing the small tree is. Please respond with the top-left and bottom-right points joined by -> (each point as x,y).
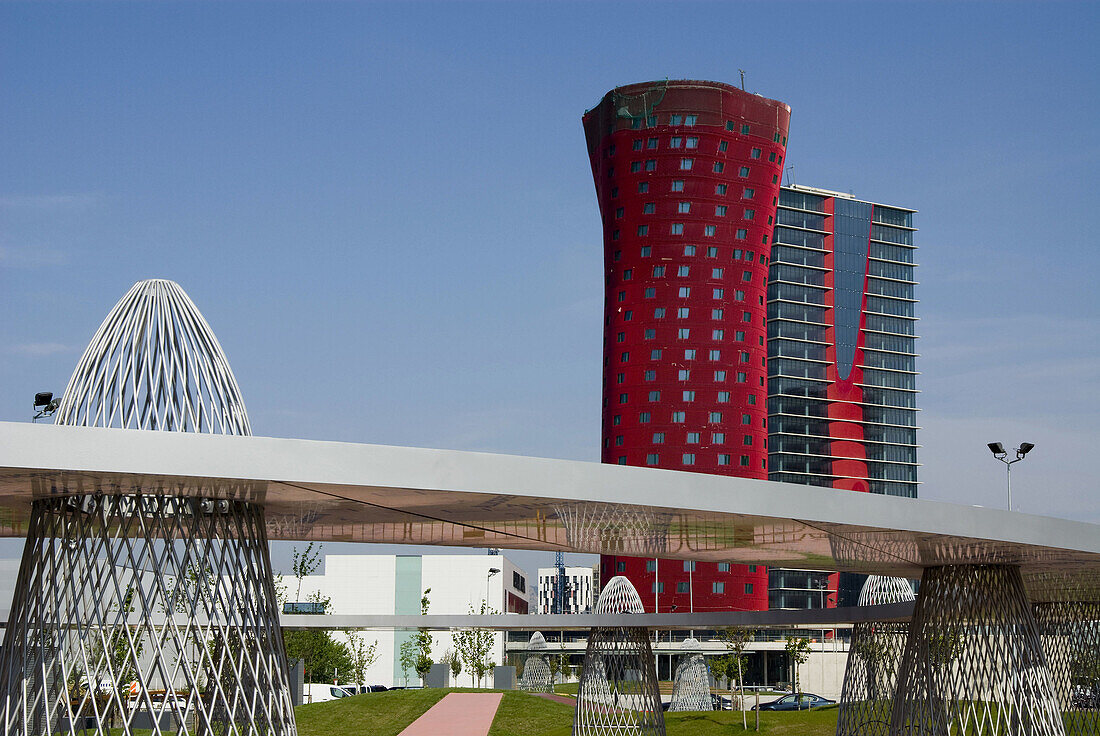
346,630 -> 379,688
448,646 -> 462,682
399,638 -> 418,688
718,627 -> 754,726
291,543 -> 323,603
414,589 -> 434,683
548,653 -> 561,687
784,636 -> 812,707
453,600 -> 496,687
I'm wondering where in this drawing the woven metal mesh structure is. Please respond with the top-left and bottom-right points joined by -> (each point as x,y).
518,632 -> 553,693
669,638 -> 712,712
891,565 -> 1065,736
1034,601 -> 1100,736
518,657 -> 554,694
574,576 -> 664,736
0,495 -> 295,736
53,279 -> 251,434
0,280 -> 296,735
836,577 -> 916,736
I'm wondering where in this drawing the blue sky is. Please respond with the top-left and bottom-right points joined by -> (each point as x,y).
2,1 -> 1098,579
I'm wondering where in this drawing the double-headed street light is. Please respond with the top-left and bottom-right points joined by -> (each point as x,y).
987,442 -> 1035,511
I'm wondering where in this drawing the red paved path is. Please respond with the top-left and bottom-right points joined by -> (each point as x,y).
398,692 -> 504,736
535,693 -> 576,706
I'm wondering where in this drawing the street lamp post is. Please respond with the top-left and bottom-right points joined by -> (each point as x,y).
487,567 -> 501,610
987,442 -> 1035,511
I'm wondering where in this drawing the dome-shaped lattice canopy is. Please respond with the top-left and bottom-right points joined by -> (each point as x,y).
54,279 -> 251,435
595,575 -> 645,614
528,631 -> 548,651
857,575 -> 916,606
680,637 -> 701,651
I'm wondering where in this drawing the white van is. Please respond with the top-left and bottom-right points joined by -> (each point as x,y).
304,683 -> 357,704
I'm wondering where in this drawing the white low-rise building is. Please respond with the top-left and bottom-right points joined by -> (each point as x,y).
288,554 -> 528,688
537,565 -> 597,614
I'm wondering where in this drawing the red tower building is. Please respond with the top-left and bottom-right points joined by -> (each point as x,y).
583,80 -> 790,612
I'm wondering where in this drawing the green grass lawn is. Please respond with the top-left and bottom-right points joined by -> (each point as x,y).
295,688 -> 449,736
291,688 -> 841,736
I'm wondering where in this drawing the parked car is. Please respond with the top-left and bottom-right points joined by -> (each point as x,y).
753,693 -> 836,711
357,685 -> 389,694
304,684 -> 358,704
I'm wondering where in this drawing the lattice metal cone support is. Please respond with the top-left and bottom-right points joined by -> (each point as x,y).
837,576 -> 915,736
668,639 -> 712,712
1033,601 -> 1100,736
890,565 -> 1065,736
837,621 -> 910,736
517,656 -> 553,693
573,627 -> 665,736
574,576 -> 664,735
54,279 -> 251,435
0,495 -> 296,736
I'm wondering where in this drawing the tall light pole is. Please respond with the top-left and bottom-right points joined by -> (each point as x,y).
987,442 -> 1035,511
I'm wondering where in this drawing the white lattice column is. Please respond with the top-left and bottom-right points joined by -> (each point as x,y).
573,576 -> 665,736
668,638 -> 712,712
836,576 -> 915,736
890,565 -> 1065,736
0,494 -> 296,736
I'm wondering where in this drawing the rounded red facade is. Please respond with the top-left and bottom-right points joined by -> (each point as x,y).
583,80 -> 790,611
